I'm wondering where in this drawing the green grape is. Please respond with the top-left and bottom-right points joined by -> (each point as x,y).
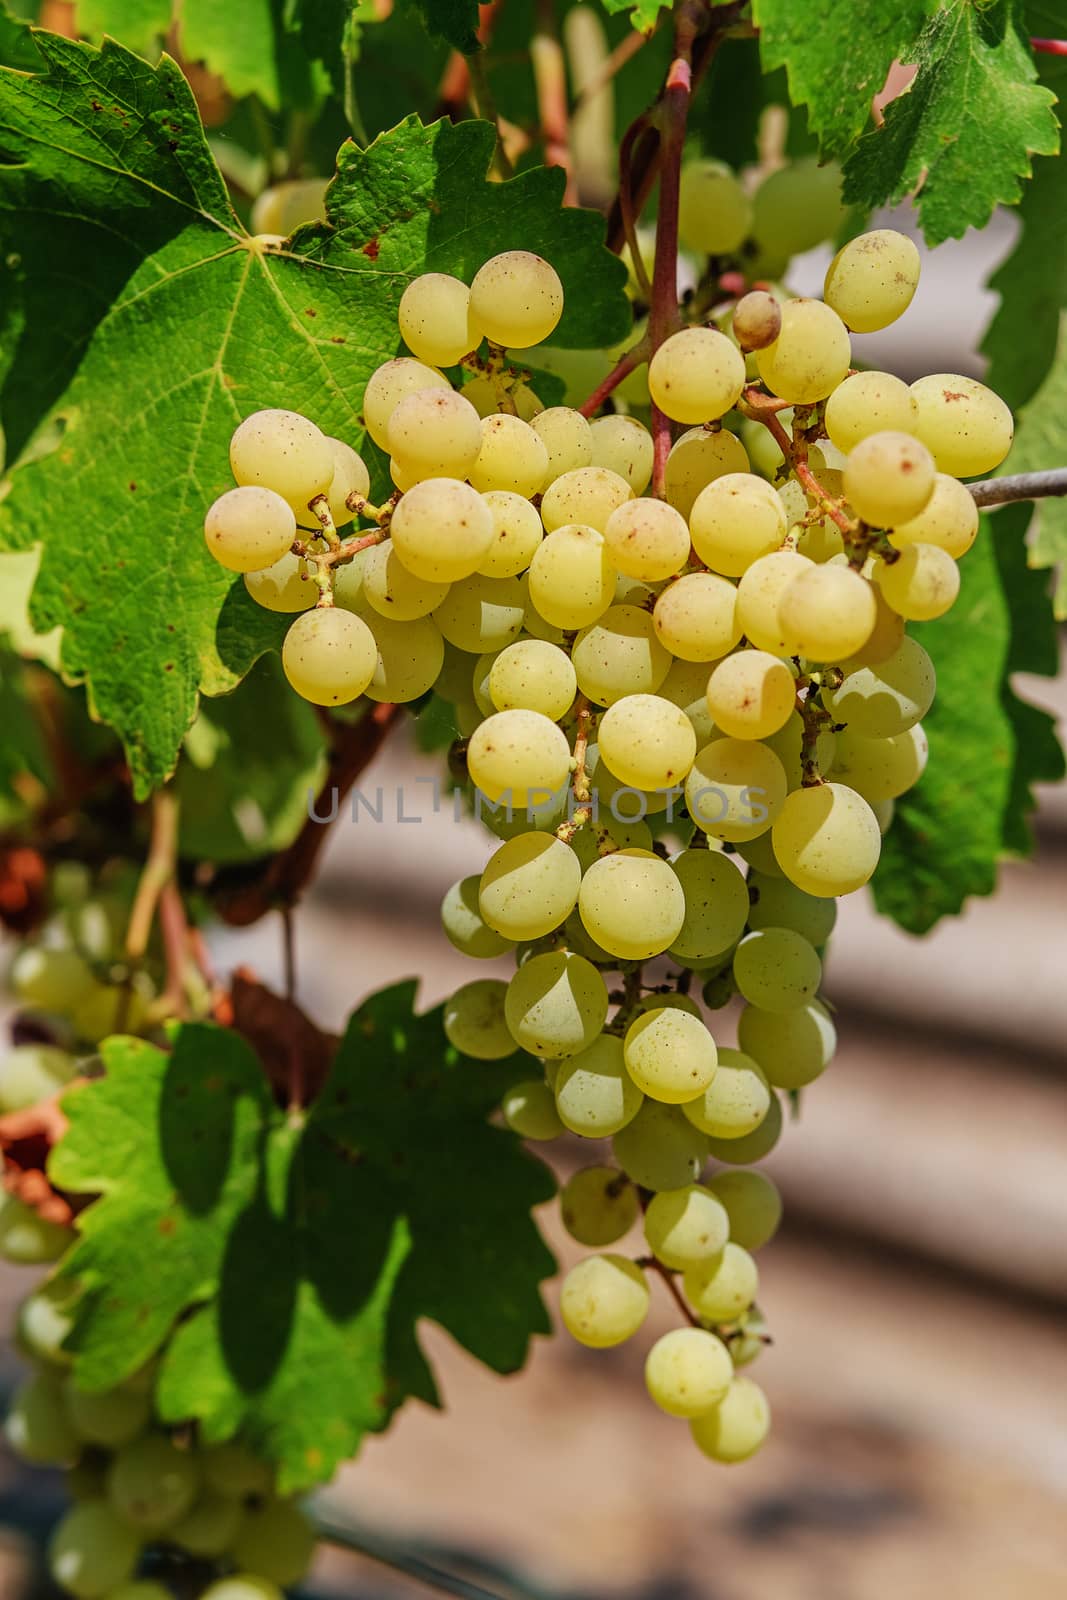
613,1100 -> 709,1191
727,1305 -> 770,1368
251,176 -> 328,236
705,1090 -> 782,1164
830,635 -> 935,738
684,1240 -> 758,1322
324,437 -> 371,528
909,373 -> 1013,476
875,543 -> 960,621
4,1371 -> 81,1465
202,1442 -> 274,1498
648,328 -> 746,425
689,473 -> 788,578
0,1042 -> 77,1112
527,523 -> 615,629
771,781 -> 881,897
332,546 -> 371,615
500,1079 -> 564,1139
280,607 -> 378,707
732,290 -> 782,353
477,490 -> 544,578
489,639 -> 577,719
469,250 -> 564,348
823,228 -> 921,332
470,414 -> 550,498
578,848 -> 686,961
441,876 -> 513,959
560,1166 -> 639,1246
541,466 -> 632,535
201,1580 -> 284,1600
750,158 -> 845,259
603,497 -> 689,582
203,486 -> 296,575
738,1000 -> 835,1089
889,472 -> 978,559
778,563 -> 877,664
18,1278 -> 79,1367
589,415 -> 654,493
0,1190 -> 72,1264
597,693 -> 698,791
230,409 -> 334,508
844,430 -> 936,527
531,406 -> 593,489
390,478 -> 495,582
479,785 -> 567,841
462,373 -> 542,421
398,271 -> 480,367
230,1499 -> 317,1586
505,951 -> 609,1059
555,1033 -> 644,1136
108,1433 -> 201,1532
645,1327 -> 733,1419
170,1492 -> 244,1558
823,370 -> 918,454
49,1502 -> 142,1600
684,737 -> 788,843
760,710 -> 836,789
478,831 -> 580,941
845,580 -> 907,667
658,658 -> 717,744
559,1253 -> 650,1348
756,299 -> 851,405
678,159 -> 752,254
707,1169 -> 782,1249
434,573 -> 526,654
831,723 -> 928,804
653,572 -> 741,664
360,538 -> 449,622
665,426 -> 750,521
682,1046 -> 770,1138
736,549 -> 813,655
746,872 -> 837,945
443,979 -> 515,1060
244,550 -> 317,613
706,651 -> 795,742
569,813 -> 653,871
622,1007 -> 717,1105
643,1183 -> 729,1270
362,358 -> 450,450
732,927 -> 821,1011
689,1376 -> 770,1462
387,387 -> 483,483
466,709 -> 572,806
668,849 -> 749,963
572,605 -> 672,706
364,612 -> 444,703
66,1379 -> 151,1448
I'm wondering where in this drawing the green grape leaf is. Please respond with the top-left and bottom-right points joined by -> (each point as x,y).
842,0 -> 1059,246
51,986 -> 554,1490
997,331 -> 1067,618
598,0 -> 668,32
0,648 -> 52,820
0,1 -> 39,69
872,508 -> 1064,932
0,35 -> 629,797
751,0 -> 928,153
407,0 -> 480,53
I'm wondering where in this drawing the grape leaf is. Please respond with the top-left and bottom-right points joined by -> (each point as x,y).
0,648 -> 52,821
997,334 -> 1067,618
842,0 -> 1059,246
407,0 -> 480,53
0,1 -> 38,69
751,0 -> 928,153
0,36 -> 630,798
872,508 -> 1064,932
598,0 -> 668,31
51,985 -> 554,1490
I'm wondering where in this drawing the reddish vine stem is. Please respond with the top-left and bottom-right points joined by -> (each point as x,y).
741,387 -> 859,538
640,1254 -> 701,1326
158,879 -> 191,1019
1031,37 -> 1067,56
578,333 -> 650,416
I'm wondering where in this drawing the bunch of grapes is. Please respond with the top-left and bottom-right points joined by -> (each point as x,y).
200,229 -> 1012,1464
5,1298 -> 314,1598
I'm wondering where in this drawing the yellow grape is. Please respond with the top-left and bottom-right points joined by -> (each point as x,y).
889,472 -> 979,559
771,781 -> 881,896
689,472 -> 788,576
648,327 -> 746,424
875,542 -> 960,620
589,414 -> 654,493
665,426 -> 750,520
909,373 -> 1014,476
477,490 -> 545,578
398,272 -> 481,367
653,572 -> 741,663
823,228 -> 921,332
684,736 -> 788,843
604,497 -> 690,581
706,650 -> 795,741
844,430 -> 936,527
778,563 -> 877,662
527,524 -> 615,629
469,250 -> 564,348
597,693 -> 698,790
824,370 -> 918,454
572,604 -> 672,705
755,299 -> 851,404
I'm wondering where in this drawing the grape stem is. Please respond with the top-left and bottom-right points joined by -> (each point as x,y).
532,0 -> 576,205
578,332 -> 650,417
1031,37 -> 1067,55
637,1253 -> 702,1327
968,467 -> 1067,507
126,788 -> 180,964
556,697 -> 595,842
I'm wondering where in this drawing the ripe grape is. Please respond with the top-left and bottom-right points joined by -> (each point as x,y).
502,1080 -> 565,1140
736,549 -> 813,654
830,634 -> 935,738
889,471 -> 978,559
738,999 -> 836,1089
469,413 -> 550,498
643,1184 -> 730,1270
541,465 -> 632,533
66,1381 -> 150,1449
505,951 -> 609,1059
488,639 -> 576,719
387,386 -> 483,482
603,496 -> 689,581
531,405 -> 593,487
682,1046 -> 771,1139
645,1327 -> 734,1419
665,426 -> 750,520
0,1042 -> 76,1112
441,876 -> 513,959
572,605 -> 672,705
390,478 -> 495,582
875,542 -> 960,621
706,651 -> 795,741
528,523 -> 615,629
648,327 -> 746,424
824,370 -> 918,453
443,979 -> 515,1060
613,1098 -> 709,1191
909,372 -> 1013,476
0,1190 -> 73,1264
250,177 -> 328,236
831,723 -> 928,803
244,550 -> 316,613
108,1434 -> 201,1531
555,1033 -> 644,1136
623,1007 -> 717,1104
560,1254 -> 649,1348
705,1094 -> 782,1162
823,228 -> 921,332
5,1371 -> 81,1465
434,573 -> 526,654
684,1241 -> 758,1322
202,1442 -> 274,1498
578,848 -> 686,960
204,487 -> 297,574
323,438 -> 370,527
398,272 -> 481,367
756,299 -> 851,404
477,490 -> 544,578
684,736 -> 788,843
844,430 -> 936,527
658,657 -> 717,744
771,781 -> 881,896
689,1377 -> 771,1463
597,693 -> 698,790
707,1170 -> 781,1251
778,563 -> 877,662
201,1580 -> 284,1600
689,472 -> 788,576
653,572 -> 742,663
281,607 -> 377,705
48,1502 -> 142,1600
667,849 -> 749,965
678,159 -> 752,254
362,358 -> 450,448
733,927 -> 821,1011
732,290 -> 782,353
589,414 -> 654,493
750,158 -> 845,261
363,612 -> 444,702
469,251 -> 564,348
230,409 -> 334,507
466,708 -> 572,806
560,1166 -> 639,1246
362,538 -> 450,620
746,872 -> 837,946
170,1493 -> 244,1559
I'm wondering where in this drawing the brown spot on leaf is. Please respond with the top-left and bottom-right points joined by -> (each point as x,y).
363,238 -> 380,261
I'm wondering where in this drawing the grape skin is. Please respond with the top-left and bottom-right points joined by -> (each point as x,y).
876,542 -> 960,621
590,414 -> 655,493
390,478 -> 495,582
364,612 -> 444,703
824,370 -> 918,454
736,549 -> 813,655
477,490 -> 545,578
909,372 -> 1014,476
528,524 -> 615,629
433,573 -> 526,654
362,358 -> 450,449
469,250 -> 564,348
665,426 -> 750,520
706,651 -> 796,742
387,387 -> 483,482
738,1000 -> 836,1090
362,539 -> 450,621
750,158 -> 845,262
229,408 -> 334,506
830,635 -> 936,738
823,228 -> 921,332
555,1033 -> 644,1136
204,487 -> 297,574
622,1007 -> 718,1104
678,159 -> 752,254
778,563 -> 877,663
645,1327 -> 733,1419
771,781 -> 882,897
560,1166 -> 639,1246
441,876 -> 513,959
281,608 -> 378,706
469,413 -> 550,498
504,951 -> 609,1059
502,1080 -> 565,1140
244,551 -> 317,613
478,833 -> 582,943
612,1100 -> 709,1192
49,1502 -> 142,1600
531,406 -> 593,488
643,1184 -> 730,1270
668,849 -> 749,962
746,872 -> 837,946
604,496 -> 690,581
756,299 -> 851,404
489,639 -> 577,719
572,605 -> 672,705
578,849 -> 686,961
560,1254 -> 650,1348
732,290 -> 782,353
889,472 -> 978,559
541,465 -> 633,534
597,693 -> 698,791
108,1434 -> 201,1532
681,1046 -> 771,1138
690,1377 -> 771,1463
398,272 -> 481,367
689,473 -> 788,577
443,979 -> 515,1060
467,708 -> 572,806
648,327 -> 746,424
844,430 -> 936,527
684,737 -> 788,844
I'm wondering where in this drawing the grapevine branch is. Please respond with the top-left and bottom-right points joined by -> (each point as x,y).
126,788 -> 180,963
578,332 -> 650,417
968,468 -> 1067,507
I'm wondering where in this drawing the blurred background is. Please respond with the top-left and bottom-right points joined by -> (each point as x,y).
2,196 -> 1066,1600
